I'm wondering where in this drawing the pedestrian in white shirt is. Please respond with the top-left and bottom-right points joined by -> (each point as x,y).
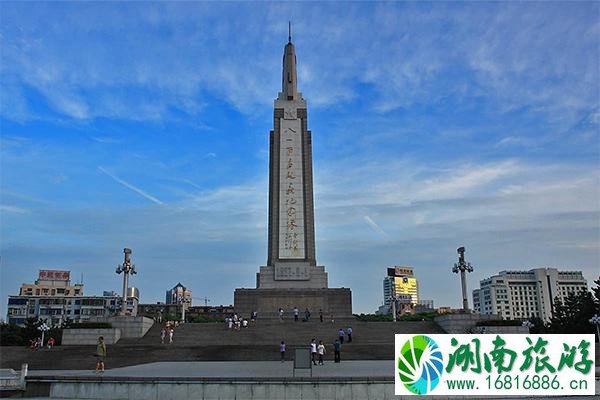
310,338 -> 317,365
317,341 -> 325,365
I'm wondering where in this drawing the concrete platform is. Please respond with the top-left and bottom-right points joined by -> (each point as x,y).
24,361 -> 393,399
20,361 -> 600,400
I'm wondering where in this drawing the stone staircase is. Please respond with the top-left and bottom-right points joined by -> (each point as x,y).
123,318 -> 443,346
1,319 -> 444,370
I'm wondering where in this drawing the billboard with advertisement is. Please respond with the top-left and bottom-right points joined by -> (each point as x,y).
38,270 -> 70,281
395,276 -> 418,303
387,266 -> 414,277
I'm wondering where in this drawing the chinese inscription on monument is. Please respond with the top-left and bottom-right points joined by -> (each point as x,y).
278,108 -> 305,259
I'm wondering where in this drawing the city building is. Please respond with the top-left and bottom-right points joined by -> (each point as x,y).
377,266 -> 424,315
18,270 -> 83,298
165,283 -> 192,306
6,270 -> 138,326
415,299 -> 435,313
383,266 -> 419,305
472,268 -> 589,321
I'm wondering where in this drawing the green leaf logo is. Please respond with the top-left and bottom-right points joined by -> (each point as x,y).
397,335 -> 444,394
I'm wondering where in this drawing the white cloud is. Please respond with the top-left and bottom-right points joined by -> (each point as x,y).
0,205 -> 30,214
1,3 -> 596,125
416,161 -> 519,200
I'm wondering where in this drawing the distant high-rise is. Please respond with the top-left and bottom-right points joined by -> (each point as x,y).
473,268 -> 588,321
383,266 -> 419,305
165,283 -> 192,306
377,266 -> 422,315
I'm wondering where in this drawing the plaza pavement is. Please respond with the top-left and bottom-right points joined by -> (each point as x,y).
27,360 -> 393,379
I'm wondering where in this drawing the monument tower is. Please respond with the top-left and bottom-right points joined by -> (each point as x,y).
234,25 -> 352,317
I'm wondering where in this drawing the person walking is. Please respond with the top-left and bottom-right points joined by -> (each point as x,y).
95,336 -> 107,373
333,339 -> 342,363
160,328 -> 166,344
304,308 -> 311,322
293,307 -> 299,322
310,339 -> 317,365
319,309 -> 323,323
338,328 -> 345,344
278,308 -> 284,321
168,327 -> 174,344
317,340 -> 325,365
347,326 -> 353,342
280,341 -> 286,362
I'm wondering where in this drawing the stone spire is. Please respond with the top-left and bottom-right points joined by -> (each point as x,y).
281,22 -> 298,101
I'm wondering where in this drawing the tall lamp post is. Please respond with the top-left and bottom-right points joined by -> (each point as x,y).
116,248 -> 136,316
590,314 -> 600,342
38,321 -> 50,348
452,246 -> 474,312
181,298 -> 192,323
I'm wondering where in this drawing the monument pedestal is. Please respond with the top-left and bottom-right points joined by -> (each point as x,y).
256,265 -> 328,289
234,288 -> 352,319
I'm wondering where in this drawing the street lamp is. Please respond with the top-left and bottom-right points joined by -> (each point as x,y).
589,314 -> 600,341
116,248 -> 137,316
37,321 -> 50,349
181,298 -> 191,323
452,246 -> 474,312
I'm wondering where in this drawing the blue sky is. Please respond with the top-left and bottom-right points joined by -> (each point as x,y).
1,2 -> 598,316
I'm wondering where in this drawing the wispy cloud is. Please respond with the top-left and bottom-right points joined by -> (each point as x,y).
363,215 -> 391,241
417,161 -> 520,200
0,205 -> 30,214
92,136 -> 123,144
97,166 -> 164,205
1,3 -> 596,126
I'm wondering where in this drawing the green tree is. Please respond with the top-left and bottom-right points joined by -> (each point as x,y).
592,279 -> 600,311
549,290 -> 596,334
0,323 -> 25,346
22,317 -> 43,342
